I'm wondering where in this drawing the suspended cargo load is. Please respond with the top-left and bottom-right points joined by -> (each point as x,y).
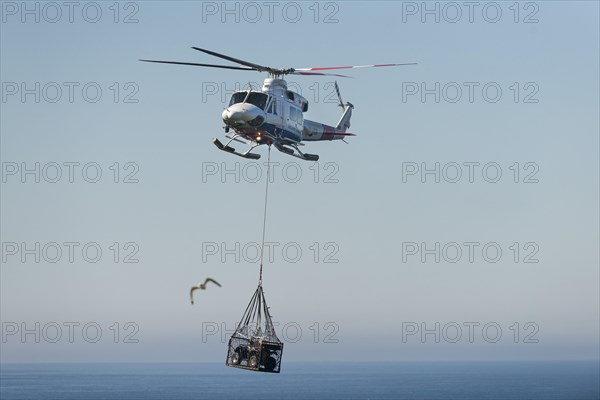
226,284 -> 283,373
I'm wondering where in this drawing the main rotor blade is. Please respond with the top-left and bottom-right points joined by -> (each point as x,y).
294,63 -> 417,72
290,71 -> 353,78
191,47 -> 273,72
139,59 -> 256,71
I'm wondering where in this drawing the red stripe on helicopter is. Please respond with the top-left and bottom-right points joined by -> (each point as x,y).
299,64 -> 403,71
322,125 -> 335,140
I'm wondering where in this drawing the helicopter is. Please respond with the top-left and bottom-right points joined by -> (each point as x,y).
140,47 -> 416,161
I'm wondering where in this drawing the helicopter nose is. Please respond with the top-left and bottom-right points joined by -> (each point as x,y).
222,104 -> 265,127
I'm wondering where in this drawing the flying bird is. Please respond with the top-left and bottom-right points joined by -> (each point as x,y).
190,278 -> 221,304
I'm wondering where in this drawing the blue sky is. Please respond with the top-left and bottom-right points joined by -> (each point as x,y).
1,1 -> 598,363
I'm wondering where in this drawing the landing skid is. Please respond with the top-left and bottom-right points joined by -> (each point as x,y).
213,135 -> 319,162
274,142 -> 319,161
213,137 -> 261,160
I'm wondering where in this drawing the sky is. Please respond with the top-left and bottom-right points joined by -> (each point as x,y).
0,1 -> 598,363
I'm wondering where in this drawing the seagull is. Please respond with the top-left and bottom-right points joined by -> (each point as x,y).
190,278 -> 221,304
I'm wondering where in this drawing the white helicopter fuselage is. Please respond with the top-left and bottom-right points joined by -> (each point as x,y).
221,78 -> 353,146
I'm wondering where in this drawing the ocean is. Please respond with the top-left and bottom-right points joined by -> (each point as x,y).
1,361 -> 598,399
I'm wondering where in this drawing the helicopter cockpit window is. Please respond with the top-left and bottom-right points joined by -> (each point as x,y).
228,92 -> 269,110
229,92 -> 247,106
246,92 -> 268,110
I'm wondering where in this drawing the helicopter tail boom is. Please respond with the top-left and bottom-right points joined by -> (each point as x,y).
302,119 -> 355,142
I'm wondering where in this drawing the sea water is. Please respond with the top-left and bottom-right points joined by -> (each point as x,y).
1,361 -> 598,399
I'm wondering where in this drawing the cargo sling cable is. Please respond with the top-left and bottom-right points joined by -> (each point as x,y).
258,145 -> 271,286
226,144 -> 284,373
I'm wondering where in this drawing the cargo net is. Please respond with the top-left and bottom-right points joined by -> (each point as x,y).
226,284 -> 283,373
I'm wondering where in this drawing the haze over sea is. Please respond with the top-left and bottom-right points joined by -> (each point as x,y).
1,361 -> 598,400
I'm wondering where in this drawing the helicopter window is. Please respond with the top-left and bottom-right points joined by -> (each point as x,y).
229,92 -> 247,106
228,92 -> 268,110
274,98 -> 282,115
289,106 -> 302,122
286,91 -> 295,101
245,92 -> 268,110
267,99 -> 278,115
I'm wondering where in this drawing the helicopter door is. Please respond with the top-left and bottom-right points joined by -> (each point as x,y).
266,97 -> 283,134
287,105 -> 302,132
285,104 -> 293,130
296,106 -> 303,127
